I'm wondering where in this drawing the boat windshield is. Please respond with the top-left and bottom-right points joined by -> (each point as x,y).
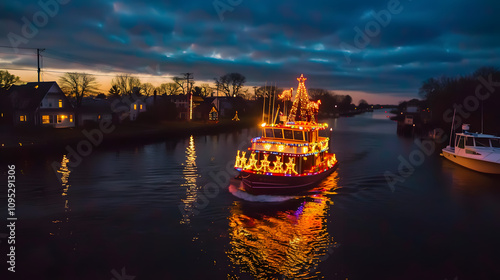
491,138 -> 500,148
475,138 -> 490,147
475,138 -> 500,148
466,137 -> 474,146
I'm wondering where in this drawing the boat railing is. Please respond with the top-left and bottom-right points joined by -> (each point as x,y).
235,151 -> 337,176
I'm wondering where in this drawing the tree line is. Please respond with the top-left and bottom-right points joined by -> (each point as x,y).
1,69 -> 361,113
414,66 -> 500,134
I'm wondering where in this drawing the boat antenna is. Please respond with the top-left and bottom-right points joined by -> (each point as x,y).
449,108 -> 456,147
481,100 -> 484,134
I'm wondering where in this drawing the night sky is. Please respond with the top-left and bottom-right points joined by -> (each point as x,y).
1,0 -> 499,103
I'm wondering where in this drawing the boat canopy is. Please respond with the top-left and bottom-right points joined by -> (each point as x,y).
455,133 -> 500,148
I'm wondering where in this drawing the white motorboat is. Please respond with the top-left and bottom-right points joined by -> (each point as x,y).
442,124 -> 500,174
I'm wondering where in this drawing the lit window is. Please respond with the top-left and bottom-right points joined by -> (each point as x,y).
1,113 -> 3,117
134,104 -> 137,110
140,104 -> 143,110
20,115 -> 26,122
58,99 -> 63,108
69,115 -> 73,122
57,115 -> 66,123
98,114 -> 101,120
42,115 -> 50,124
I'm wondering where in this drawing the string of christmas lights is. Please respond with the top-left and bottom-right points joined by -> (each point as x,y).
288,74 -> 319,123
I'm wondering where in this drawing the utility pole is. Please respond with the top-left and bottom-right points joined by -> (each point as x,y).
37,48 -> 45,83
182,72 -> 193,94
182,73 -> 194,121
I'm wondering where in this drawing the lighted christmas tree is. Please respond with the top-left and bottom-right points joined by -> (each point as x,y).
287,74 -> 318,123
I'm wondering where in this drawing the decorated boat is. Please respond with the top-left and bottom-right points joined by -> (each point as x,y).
234,74 -> 338,194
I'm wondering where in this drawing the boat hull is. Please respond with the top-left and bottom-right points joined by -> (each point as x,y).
442,149 -> 500,174
239,162 -> 338,195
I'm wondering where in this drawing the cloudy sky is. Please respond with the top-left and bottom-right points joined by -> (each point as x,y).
1,0 -> 499,104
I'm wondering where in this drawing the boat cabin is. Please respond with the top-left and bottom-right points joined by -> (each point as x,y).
235,121 -> 334,175
454,132 -> 500,156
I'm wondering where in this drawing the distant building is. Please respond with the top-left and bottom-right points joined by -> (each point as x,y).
130,99 -> 146,121
7,82 -> 75,128
205,97 -> 234,119
0,88 -> 11,125
77,97 -> 113,126
194,101 -> 219,121
148,94 -> 203,120
108,95 -> 147,122
406,106 -> 418,113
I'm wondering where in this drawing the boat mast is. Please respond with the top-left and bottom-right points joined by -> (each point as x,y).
481,101 -> 484,134
271,82 -> 276,124
267,84 -> 272,123
262,81 -> 267,123
449,108 -> 456,147
273,105 -> 280,124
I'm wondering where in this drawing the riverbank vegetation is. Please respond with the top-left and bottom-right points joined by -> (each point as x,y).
395,66 -> 500,136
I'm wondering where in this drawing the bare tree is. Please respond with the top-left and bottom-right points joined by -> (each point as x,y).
141,82 -> 155,97
199,83 -> 213,97
0,70 -> 21,90
59,72 -> 99,107
108,85 -> 121,97
255,85 -> 281,99
309,88 -> 330,100
111,74 -> 141,96
158,82 -> 181,95
214,73 -> 246,97
173,76 -> 186,94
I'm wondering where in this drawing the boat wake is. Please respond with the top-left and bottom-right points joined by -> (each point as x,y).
228,184 -> 297,202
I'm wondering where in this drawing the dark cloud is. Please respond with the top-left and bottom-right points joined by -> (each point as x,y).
1,0 -> 500,102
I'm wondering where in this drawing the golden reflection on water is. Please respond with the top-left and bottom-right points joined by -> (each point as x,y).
180,135 -> 200,224
51,154 -> 72,237
442,160 -> 500,193
227,173 -> 339,279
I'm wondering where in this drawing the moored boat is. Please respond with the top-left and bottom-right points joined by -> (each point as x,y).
442,124 -> 500,174
234,74 -> 338,194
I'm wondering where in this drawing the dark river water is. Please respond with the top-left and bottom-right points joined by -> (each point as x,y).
1,109 -> 500,280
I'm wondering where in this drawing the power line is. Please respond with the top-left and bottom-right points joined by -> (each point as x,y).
0,45 -> 40,50
0,51 -> 36,56
0,67 -> 37,72
1,46 -> 182,81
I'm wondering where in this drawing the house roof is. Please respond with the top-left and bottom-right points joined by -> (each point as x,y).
8,82 -> 64,111
77,98 -> 113,114
208,97 -> 233,111
0,89 -> 10,112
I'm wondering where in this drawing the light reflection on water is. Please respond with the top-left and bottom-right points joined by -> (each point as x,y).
51,154 -> 72,239
180,135 -> 200,224
3,109 -> 500,279
227,172 -> 340,279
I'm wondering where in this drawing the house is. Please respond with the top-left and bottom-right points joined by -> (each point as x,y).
130,99 -> 146,121
148,94 -> 203,120
108,95 -> 147,122
7,82 -> 75,128
193,101 -> 219,122
0,88 -> 11,125
76,97 -> 113,126
205,97 -> 234,119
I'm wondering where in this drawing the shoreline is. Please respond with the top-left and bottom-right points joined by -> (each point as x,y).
0,118 -> 259,154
